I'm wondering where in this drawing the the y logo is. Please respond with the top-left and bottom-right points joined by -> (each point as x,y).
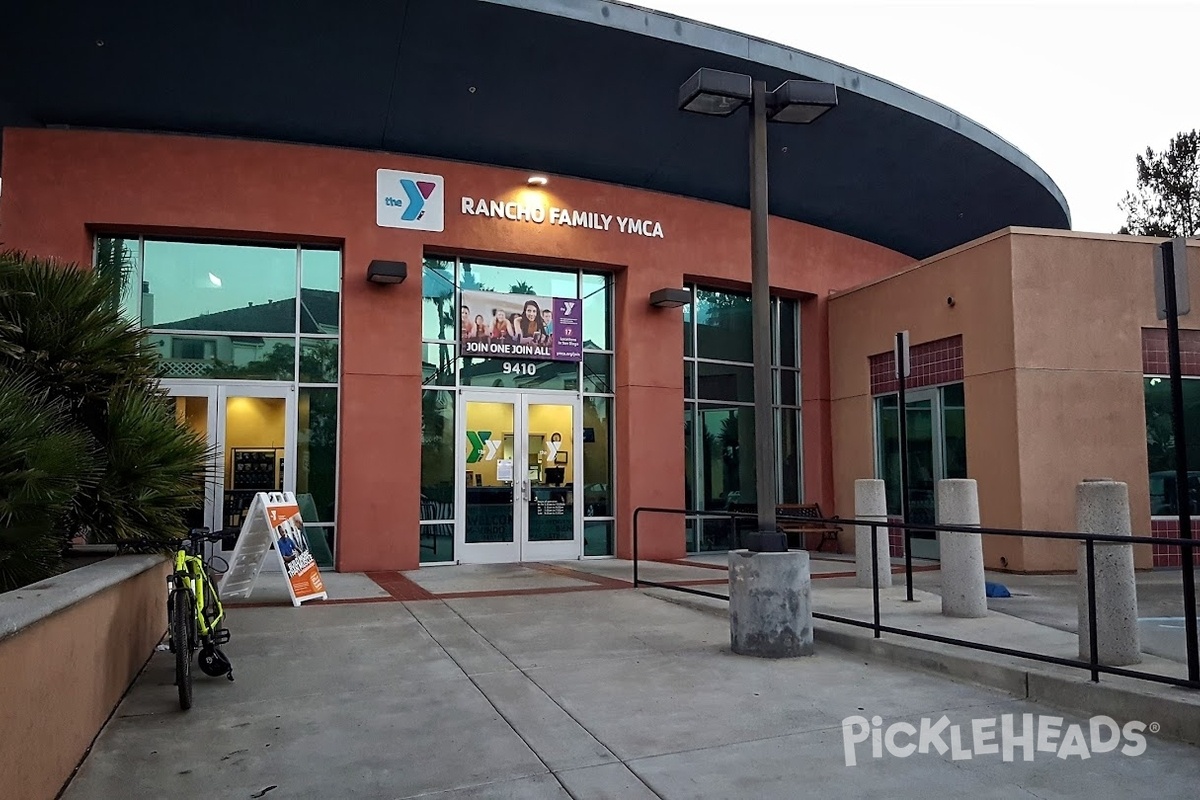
377,169 -> 445,231
466,431 -> 501,463
562,301 -> 576,316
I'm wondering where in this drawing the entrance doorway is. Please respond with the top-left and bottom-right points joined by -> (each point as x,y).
162,383 -> 296,543
457,391 -> 581,563
876,384 -> 968,561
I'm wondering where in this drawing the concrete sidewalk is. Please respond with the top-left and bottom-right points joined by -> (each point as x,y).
65,590 -> 1200,799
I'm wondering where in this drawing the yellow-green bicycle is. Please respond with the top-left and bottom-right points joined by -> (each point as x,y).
154,528 -> 236,709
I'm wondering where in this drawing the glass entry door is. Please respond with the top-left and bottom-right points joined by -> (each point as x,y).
459,391 -> 580,563
877,387 -> 941,560
163,383 -> 297,557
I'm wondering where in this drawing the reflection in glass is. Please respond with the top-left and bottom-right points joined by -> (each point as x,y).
1145,377 -> 1200,516
95,237 -> 141,322
583,397 -> 613,518
696,362 -> 754,402
420,390 -> 455,519
698,405 -> 756,511
941,383 -> 967,480
461,261 -> 577,300
147,333 -> 295,380
142,240 -> 298,332
582,272 -> 610,351
876,395 -> 936,523
422,342 -> 456,386
775,298 -> 799,367
300,249 -> 341,334
528,403 -> 574,542
695,289 -> 753,363
420,523 -> 454,563
584,520 -> 614,557
298,388 -> 338,523
683,297 -> 693,358
778,407 -> 802,504
684,406 -> 694,510
300,338 -> 339,383
304,524 -> 335,569
465,400 -> 515,543
422,259 -> 458,341
583,352 -> 612,394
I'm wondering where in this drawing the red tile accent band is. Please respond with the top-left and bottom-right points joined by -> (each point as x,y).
870,335 -> 964,396
1149,519 -> 1200,568
365,571 -> 438,601
1142,328 -> 1200,376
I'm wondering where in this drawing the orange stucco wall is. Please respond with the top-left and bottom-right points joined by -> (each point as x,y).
0,559 -> 169,800
0,128 -> 912,569
829,228 -> 1200,572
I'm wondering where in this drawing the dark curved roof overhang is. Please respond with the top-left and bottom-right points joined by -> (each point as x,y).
0,0 -> 1069,258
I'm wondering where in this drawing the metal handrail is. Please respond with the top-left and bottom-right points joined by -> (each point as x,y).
632,506 -> 1200,691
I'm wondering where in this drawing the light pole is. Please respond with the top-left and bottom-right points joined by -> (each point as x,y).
679,68 -> 837,552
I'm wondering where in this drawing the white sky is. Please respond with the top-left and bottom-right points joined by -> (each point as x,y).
634,0 -> 1200,234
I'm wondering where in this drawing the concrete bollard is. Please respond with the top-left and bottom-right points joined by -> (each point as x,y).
728,550 -> 814,658
938,479 -> 987,618
1076,480 -> 1141,666
855,479 -> 892,589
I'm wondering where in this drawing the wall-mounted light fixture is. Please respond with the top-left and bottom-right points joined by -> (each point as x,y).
366,260 -> 407,284
649,287 -> 692,308
527,175 -> 549,187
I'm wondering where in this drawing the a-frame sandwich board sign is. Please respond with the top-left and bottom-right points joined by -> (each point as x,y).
218,491 -> 328,607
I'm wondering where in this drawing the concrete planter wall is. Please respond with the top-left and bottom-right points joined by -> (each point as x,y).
0,555 -> 169,800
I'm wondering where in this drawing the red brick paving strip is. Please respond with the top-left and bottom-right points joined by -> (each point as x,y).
365,571 -> 437,601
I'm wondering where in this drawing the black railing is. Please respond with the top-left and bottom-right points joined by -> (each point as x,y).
632,506 -> 1200,691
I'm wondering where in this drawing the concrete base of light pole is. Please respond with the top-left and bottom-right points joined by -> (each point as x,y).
1076,480 -> 1141,666
728,549 -> 814,658
938,479 -> 987,618
855,479 -> 892,589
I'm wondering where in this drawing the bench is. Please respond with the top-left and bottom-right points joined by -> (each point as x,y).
776,503 -> 842,553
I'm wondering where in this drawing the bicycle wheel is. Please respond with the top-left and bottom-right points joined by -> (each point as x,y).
171,588 -> 194,710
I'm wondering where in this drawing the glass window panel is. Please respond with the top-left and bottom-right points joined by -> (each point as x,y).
777,298 -> 799,368
300,249 -> 341,334
141,240 -> 297,332
698,516 -> 738,552
465,399 -> 516,543
695,288 -> 753,363
528,403 -> 574,542
684,405 -> 695,510
300,338 -> 339,383
776,368 -> 799,406
298,388 -> 338,523
420,390 -> 455,520
584,520 -> 614,557
874,394 -> 937,522
460,357 -> 579,390
583,397 -> 613,518
422,259 -> 458,341
582,272 -> 610,351
583,352 -> 612,394
95,237 -> 141,322
422,342 -> 456,386
684,361 -> 694,399
304,525 -> 335,569
1145,377 -> 1200,516
777,407 -> 802,504
876,396 -> 901,515
147,333 -> 295,380
685,517 -> 698,553
420,523 -> 454,563
698,405 -> 756,510
461,261 -> 578,299
696,361 -> 755,402
941,383 -> 967,480
683,296 -> 694,358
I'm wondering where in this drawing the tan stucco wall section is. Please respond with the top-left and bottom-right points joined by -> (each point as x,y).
1010,232 -> 1200,570
0,558 -> 169,800
828,233 -> 1021,556
831,228 -> 1200,572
